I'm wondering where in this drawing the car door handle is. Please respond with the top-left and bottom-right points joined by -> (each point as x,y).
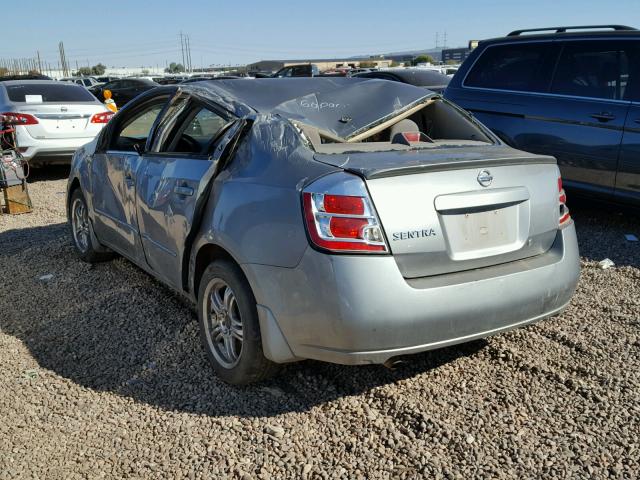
173,185 -> 194,196
634,118 -> 640,125
590,112 -> 616,122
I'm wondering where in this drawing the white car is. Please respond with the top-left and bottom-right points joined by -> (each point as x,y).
60,77 -> 101,88
1,80 -> 112,166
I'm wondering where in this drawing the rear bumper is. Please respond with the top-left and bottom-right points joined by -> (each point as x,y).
14,127 -> 96,165
26,151 -> 77,166
244,224 -> 580,365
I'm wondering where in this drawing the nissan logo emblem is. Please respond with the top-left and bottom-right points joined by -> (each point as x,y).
477,170 -> 493,187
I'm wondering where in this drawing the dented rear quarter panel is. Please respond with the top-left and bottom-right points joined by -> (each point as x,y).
189,115 -> 338,292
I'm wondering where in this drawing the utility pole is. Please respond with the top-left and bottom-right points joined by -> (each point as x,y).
179,32 -> 186,71
435,32 -> 439,49
186,35 -> 193,73
443,31 -> 448,49
59,41 -> 69,77
36,51 -> 42,72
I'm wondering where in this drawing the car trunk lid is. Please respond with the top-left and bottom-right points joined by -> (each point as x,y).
314,146 -> 560,278
16,103 -> 105,139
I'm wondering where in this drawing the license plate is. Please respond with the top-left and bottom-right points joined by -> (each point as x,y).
440,205 -> 522,260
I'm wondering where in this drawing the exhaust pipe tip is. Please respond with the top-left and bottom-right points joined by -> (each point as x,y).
383,358 -> 407,370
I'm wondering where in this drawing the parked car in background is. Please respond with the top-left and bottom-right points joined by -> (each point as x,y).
60,77 -> 101,88
1,80 -> 112,166
353,68 -> 451,93
443,65 -> 460,77
445,25 -> 640,206
89,78 -> 158,106
273,64 -> 319,77
96,76 -> 120,83
319,68 -> 349,77
180,76 -> 241,84
251,71 -> 275,78
347,67 -> 376,75
418,65 -> 461,77
67,78 -> 579,384
154,76 -> 189,85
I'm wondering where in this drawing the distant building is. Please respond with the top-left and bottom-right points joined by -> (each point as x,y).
441,47 -> 473,64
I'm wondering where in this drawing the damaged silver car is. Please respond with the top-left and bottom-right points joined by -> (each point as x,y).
67,78 -> 580,384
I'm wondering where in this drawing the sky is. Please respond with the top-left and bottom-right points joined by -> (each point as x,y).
4,0 -> 640,69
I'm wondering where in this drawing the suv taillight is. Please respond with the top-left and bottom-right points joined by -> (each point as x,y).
558,177 -> 571,226
2,112 -> 38,125
90,111 -> 114,123
302,176 -> 388,253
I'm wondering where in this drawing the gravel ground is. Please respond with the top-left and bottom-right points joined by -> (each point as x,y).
1,168 -> 639,479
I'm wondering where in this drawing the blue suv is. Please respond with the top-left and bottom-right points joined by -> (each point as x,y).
445,25 -> 640,206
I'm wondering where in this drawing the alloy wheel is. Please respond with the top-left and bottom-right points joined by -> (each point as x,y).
71,197 -> 90,253
203,278 -> 244,368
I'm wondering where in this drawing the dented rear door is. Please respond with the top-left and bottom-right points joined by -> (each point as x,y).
136,119 -> 244,290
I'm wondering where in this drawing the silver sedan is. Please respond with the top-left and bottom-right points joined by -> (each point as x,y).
67,78 -> 580,384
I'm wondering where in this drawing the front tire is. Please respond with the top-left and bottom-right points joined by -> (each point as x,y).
198,260 -> 279,385
69,189 -> 113,263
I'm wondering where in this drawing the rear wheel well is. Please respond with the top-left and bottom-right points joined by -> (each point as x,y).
67,178 -> 81,214
193,244 -> 244,298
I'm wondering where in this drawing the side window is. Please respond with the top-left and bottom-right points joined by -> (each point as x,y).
292,65 -> 308,77
551,42 -> 630,100
626,45 -> 640,101
465,43 -> 557,92
159,105 -> 229,155
110,100 -> 167,152
277,67 -> 292,78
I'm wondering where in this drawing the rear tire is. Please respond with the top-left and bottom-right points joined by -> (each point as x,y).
69,189 -> 113,263
198,260 -> 279,385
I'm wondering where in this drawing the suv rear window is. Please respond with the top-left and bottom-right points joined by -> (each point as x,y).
464,43 -> 557,92
551,42 -> 631,100
6,83 -> 96,102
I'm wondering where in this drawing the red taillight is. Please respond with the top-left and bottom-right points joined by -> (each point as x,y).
402,132 -> 421,143
323,194 -> 365,215
2,112 -> 38,125
329,217 -> 369,238
302,191 -> 388,253
90,111 -> 114,124
558,176 -> 571,226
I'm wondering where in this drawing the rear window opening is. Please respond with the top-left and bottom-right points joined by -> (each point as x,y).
6,83 -> 96,103
295,98 -> 493,154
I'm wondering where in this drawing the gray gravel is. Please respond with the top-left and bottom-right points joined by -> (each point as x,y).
1,168 -> 639,479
